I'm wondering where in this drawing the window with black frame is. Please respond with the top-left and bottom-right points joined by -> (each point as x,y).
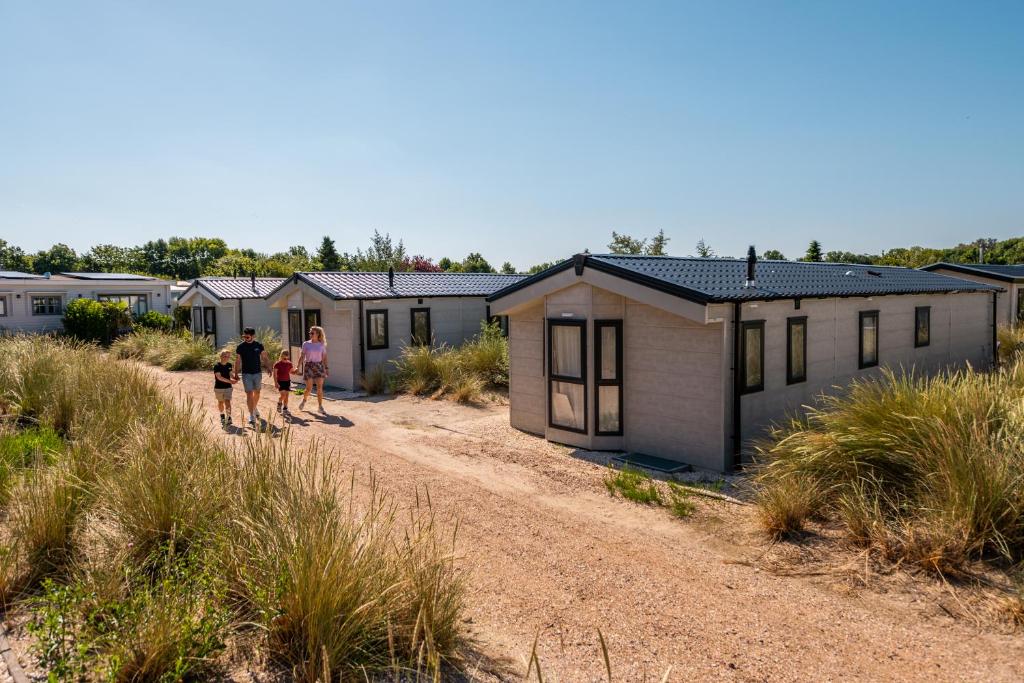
859,311 -> 879,368
411,308 -> 431,345
367,309 -> 389,349
915,306 -> 930,348
740,320 -> 764,393
31,296 -> 62,316
0,296 -> 7,317
594,321 -> 623,435
1018,290 -> 1024,323
548,320 -> 586,432
787,317 -> 807,384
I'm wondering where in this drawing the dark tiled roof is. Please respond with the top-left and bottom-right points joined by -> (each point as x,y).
920,262 -> 1024,283
287,272 -> 525,300
194,277 -> 287,300
488,255 -> 1001,304
60,272 -> 158,280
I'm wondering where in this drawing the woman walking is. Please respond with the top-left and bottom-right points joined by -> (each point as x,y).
298,325 -> 329,414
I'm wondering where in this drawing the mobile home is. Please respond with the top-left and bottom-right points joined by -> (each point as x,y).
921,262 -> 1024,326
487,253 -> 1000,473
0,271 -> 175,334
176,276 -> 286,348
265,270 -> 524,390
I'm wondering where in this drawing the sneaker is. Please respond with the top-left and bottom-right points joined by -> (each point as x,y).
219,414 -> 226,425
248,414 -> 256,426
276,403 -> 283,413
226,416 -> 233,426
318,406 -> 327,415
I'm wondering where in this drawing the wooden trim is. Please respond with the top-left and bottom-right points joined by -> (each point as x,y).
594,320 -> 624,436
739,320 -> 765,394
786,316 -> 807,384
858,310 -> 880,369
366,309 -> 389,350
547,319 -> 587,434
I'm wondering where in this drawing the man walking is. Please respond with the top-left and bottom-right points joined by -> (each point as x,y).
233,327 -> 271,427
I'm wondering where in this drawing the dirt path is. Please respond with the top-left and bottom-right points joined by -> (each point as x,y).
156,370 -> 1023,682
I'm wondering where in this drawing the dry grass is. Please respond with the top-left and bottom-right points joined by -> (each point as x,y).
111,329 -> 217,370
0,334 -> 466,680
754,363 -> 1024,574
390,321 -> 507,403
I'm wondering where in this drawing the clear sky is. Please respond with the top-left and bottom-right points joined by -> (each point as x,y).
1,1 -> 1022,268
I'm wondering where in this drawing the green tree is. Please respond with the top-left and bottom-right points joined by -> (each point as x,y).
761,249 -> 786,260
500,261 -> 517,274
460,252 -> 496,273
33,243 -> 80,274
140,239 -> 172,277
0,239 -> 33,272
438,257 -> 455,271
825,250 -> 874,265
608,231 -> 647,254
163,237 -> 228,279
802,240 -> 824,262
647,229 -> 670,255
344,231 -> 408,271
82,244 -> 145,273
528,261 -> 556,274
695,239 -> 714,258
316,236 -> 342,270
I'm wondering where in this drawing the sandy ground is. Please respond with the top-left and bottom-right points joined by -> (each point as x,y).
10,367 -> 1023,681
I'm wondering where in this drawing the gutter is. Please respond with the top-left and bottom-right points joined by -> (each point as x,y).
993,291 -> 999,369
238,298 -> 244,334
731,301 -> 742,471
358,298 -> 365,376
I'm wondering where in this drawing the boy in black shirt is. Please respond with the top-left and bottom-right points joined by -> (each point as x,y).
213,350 -> 238,426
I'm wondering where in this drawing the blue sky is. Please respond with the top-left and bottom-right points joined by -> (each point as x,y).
1,1 -> 1021,268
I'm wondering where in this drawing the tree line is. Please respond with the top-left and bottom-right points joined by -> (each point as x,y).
1,231 -> 1020,281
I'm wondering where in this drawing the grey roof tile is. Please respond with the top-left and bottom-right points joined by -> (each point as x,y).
294,272 -> 525,299
195,277 -> 287,299
489,255 -> 1001,303
921,262 -> 1024,282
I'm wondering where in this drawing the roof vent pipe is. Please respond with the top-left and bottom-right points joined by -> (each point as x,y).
745,246 -> 757,288
251,273 -> 256,292
388,266 -> 395,289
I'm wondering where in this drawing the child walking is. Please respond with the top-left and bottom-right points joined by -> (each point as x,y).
213,350 -> 238,427
273,350 -> 294,415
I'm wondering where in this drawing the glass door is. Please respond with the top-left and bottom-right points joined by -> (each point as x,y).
288,310 -> 303,358
548,320 -> 586,433
594,321 -> 623,435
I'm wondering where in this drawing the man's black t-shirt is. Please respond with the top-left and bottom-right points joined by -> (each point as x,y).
236,341 -> 265,374
213,362 -> 233,388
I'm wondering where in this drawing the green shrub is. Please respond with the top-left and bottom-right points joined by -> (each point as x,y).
62,298 -> 131,344
0,426 -> 63,502
133,310 -> 173,332
172,305 -> 192,330
667,482 -> 696,518
604,465 -> 662,505
754,365 -> 1024,571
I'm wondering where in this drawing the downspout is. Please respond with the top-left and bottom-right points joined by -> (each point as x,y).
993,291 -> 999,370
238,298 -> 244,335
731,301 -> 742,471
358,298 -> 366,376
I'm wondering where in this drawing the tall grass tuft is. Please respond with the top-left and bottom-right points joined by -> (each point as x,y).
111,329 -> 216,370
391,321 -> 508,402
754,365 -> 1024,572
0,335 -> 466,678
226,326 -> 283,363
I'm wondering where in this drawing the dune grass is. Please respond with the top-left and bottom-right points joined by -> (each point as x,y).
0,334 -> 466,680
389,321 -> 507,403
754,361 -> 1024,574
111,327 -> 283,373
